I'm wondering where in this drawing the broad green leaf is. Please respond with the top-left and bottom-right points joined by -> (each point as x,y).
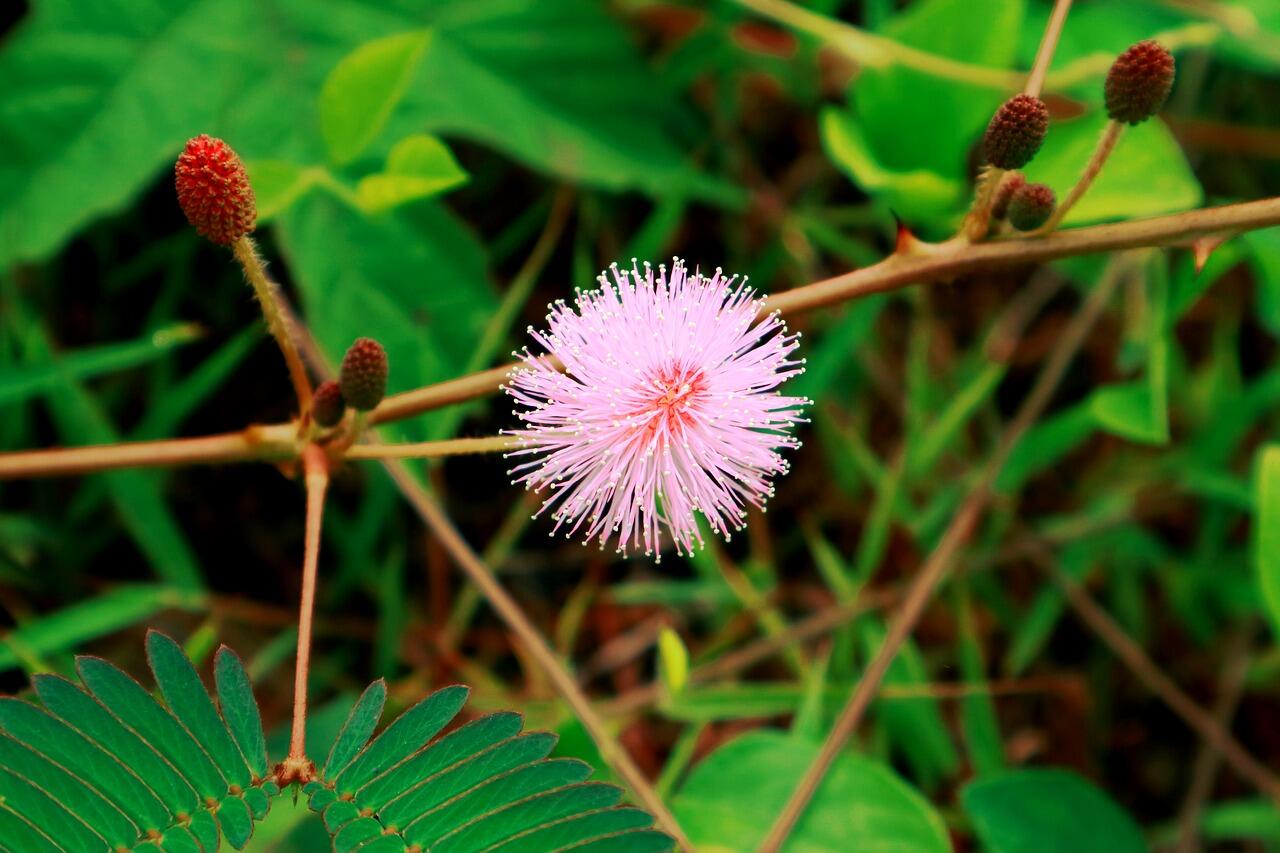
1090,382 -> 1169,444
820,108 -> 967,221
356,134 -> 468,213
1197,798 -> 1280,844
1022,112 -> 1202,225
0,806 -> 60,853
247,161 -> 323,222
964,769 -> 1146,853
0,0 -> 258,266
673,731 -> 950,852
0,584 -> 204,674
1254,445 -> 1280,641
320,30 -> 433,165
275,194 -> 495,441
0,765 -> 106,851
856,0 -> 1024,174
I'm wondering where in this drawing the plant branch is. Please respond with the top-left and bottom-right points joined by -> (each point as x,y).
8,198 -> 1280,478
1025,0 -> 1074,98
380,459 -> 695,851
1038,120 -> 1124,233
370,197 -> 1280,427
0,424 -> 299,479
757,253 -> 1134,852
233,236 -> 313,411
1040,555 -> 1280,804
344,435 -> 517,460
283,444 -> 329,778
729,0 -> 1216,91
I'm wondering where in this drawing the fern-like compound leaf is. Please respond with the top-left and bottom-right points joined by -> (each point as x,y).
304,683 -> 674,852
0,631 -> 277,851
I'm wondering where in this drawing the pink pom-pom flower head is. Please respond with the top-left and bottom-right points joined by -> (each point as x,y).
503,259 -> 809,560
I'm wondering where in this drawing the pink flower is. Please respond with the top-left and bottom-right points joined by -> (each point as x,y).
503,259 -> 808,559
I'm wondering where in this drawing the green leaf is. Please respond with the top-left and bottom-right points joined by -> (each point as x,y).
820,108 -> 967,221
1254,445 -> 1280,641
963,769 -> 1147,853
0,323 -> 201,410
1022,113 -> 1202,226
0,584 -> 204,674
215,647 -> 270,779
322,679 -> 388,780
275,193 -> 495,441
1,633 -> 276,849
356,133 -> 468,213
657,627 -> 690,700
0,0 -> 258,266
320,30 -> 433,166
312,687 -> 669,851
673,731 -> 949,852
246,161 -> 323,222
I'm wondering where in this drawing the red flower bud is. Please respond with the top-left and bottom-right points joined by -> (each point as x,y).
1105,41 -> 1175,125
982,95 -> 1049,170
311,380 -> 346,428
992,173 -> 1027,220
339,338 -> 388,411
174,135 -> 256,245
1008,183 -> 1056,231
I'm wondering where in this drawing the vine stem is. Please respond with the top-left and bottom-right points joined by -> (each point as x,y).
757,253 -> 1134,852
233,236 -> 313,411
1038,120 -> 1125,234
382,459 -> 696,852
285,444 -> 329,774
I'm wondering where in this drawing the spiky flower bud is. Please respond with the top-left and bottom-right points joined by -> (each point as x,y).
982,95 -> 1050,170
174,135 -> 256,245
991,173 -> 1027,220
1007,183 -> 1056,231
339,338 -> 388,411
1105,41 -> 1175,125
311,380 -> 346,428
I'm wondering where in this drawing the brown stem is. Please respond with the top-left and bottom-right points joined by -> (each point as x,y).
757,254 -> 1133,852
344,435 -> 517,460
0,424 -> 299,479
233,236 -> 313,411
1039,120 -> 1125,234
963,167 -> 1006,240
1173,628 -> 1254,853
8,198 -> 1280,479
369,197 -> 1280,427
382,459 -> 695,851
1024,0 -> 1075,98
280,444 -> 328,783
1041,558 -> 1280,805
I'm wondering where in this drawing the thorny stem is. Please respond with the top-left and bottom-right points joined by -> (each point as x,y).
282,444 -> 328,781
757,254 -> 1135,853
233,236 -> 313,412
382,460 -> 696,852
7,197 -> 1280,479
1037,120 -> 1125,234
